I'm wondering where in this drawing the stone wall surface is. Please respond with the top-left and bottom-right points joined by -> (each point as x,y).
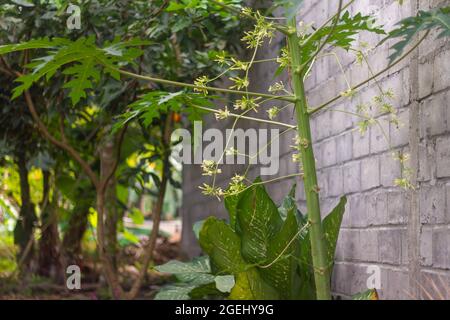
181,0 -> 450,299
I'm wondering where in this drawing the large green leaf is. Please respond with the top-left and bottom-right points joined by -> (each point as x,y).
229,268 -> 279,300
156,256 -> 211,274
259,208 -> 301,299
155,257 -> 233,299
322,196 -> 347,264
235,181 -> 282,264
154,285 -> 193,300
199,217 -> 247,274
156,256 -> 215,284
297,196 -> 347,299
278,184 -> 308,230
382,7 -> 450,63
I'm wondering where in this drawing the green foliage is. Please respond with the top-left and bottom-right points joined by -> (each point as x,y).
200,217 -> 247,274
0,37 -> 149,104
113,91 -> 211,131
382,7 -> 450,63
352,289 -> 379,300
300,11 -> 385,65
297,197 -> 347,299
156,182 -> 348,300
235,181 -> 282,264
154,256 -> 233,300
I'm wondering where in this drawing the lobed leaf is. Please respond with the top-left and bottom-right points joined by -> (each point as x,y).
382,7 -> 450,63
300,11 -> 385,65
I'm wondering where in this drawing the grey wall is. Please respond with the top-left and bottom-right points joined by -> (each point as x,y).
181,0 -> 450,299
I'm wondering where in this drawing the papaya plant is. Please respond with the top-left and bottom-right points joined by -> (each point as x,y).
0,0 -> 449,300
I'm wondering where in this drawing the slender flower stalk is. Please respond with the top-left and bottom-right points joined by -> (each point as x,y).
112,67 -> 296,103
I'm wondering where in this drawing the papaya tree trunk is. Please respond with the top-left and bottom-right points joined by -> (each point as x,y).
14,150 -> 36,273
287,17 -> 331,299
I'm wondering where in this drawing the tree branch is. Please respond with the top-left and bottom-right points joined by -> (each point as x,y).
126,114 -> 172,300
23,90 -> 100,188
99,124 -> 128,194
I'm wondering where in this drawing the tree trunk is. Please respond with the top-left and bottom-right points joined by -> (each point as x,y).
38,170 -> 61,280
126,115 -> 173,299
96,191 -> 124,298
13,150 -> 37,273
62,202 -> 90,265
99,135 -> 119,271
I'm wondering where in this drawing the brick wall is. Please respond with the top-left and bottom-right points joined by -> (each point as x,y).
181,0 -> 450,299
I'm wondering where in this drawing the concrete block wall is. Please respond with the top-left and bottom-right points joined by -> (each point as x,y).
181,0 -> 450,299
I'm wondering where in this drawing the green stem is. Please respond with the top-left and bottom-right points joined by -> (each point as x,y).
192,105 -> 296,129
287,18 -> 331,300
113,68 -> 295,103
300,0 -> 344,71
308,30 -> 430,115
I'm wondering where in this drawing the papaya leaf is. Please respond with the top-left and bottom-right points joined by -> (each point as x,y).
0,37 -> 69,55
236,180 -> 282,264
113,91 -> 211,130
301,11 -> 385,65
1,37 -> 150,104
62,57 -> 101,105
382,7 -> 450,63
199,217 -> 247,274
